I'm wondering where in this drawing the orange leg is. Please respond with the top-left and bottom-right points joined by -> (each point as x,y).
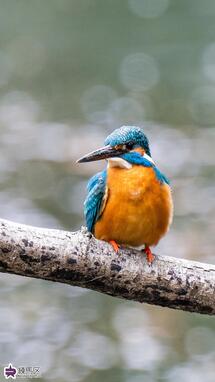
144,246 -> 155,264
109,240 -> 120,253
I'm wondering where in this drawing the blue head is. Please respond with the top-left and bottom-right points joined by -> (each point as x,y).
77,125 -> 151,163
105,126 -> 151,156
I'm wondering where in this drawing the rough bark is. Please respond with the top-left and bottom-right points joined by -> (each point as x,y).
0,218 -> 214,315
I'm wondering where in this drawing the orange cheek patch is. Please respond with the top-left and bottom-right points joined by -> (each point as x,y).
133,147 -> 145,156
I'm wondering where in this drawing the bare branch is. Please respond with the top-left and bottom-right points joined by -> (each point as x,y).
0,218 -> 214,315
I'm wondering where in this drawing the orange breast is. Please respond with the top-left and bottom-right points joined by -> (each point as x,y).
94,165 -> 173,247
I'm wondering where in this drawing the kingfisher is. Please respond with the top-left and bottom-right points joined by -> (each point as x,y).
77,126 -> 173,263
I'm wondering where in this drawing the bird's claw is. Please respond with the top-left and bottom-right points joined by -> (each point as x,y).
109,240 -> 120,253
144,246 -> 155,264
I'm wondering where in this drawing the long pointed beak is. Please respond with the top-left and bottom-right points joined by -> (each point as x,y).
77,145 -> 126,163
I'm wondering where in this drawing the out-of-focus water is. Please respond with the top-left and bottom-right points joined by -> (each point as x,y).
0,1 -> 214,381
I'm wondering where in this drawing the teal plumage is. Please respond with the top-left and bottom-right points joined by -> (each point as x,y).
84,170 -> 107,232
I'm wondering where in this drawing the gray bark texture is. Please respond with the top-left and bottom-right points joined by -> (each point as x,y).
0,218 -> 214,315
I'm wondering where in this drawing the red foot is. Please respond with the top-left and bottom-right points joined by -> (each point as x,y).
144,246 -> 155,264
109,240 -> 120,253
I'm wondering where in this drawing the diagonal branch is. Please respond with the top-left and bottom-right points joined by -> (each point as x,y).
0,218 -> 214,315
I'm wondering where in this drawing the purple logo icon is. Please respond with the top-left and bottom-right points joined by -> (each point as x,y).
4,364 -> 17,379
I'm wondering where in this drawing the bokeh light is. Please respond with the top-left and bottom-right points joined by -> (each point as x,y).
128,0 -> 170,19
203,43 -> 215,82
120,53 -> 159,92
81,85 -> 117,124
189,86 -> 215,126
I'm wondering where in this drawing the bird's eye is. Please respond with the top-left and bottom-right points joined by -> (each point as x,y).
125,142 -> 134,150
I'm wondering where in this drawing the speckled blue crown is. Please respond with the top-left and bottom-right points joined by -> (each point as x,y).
104,126 -> 151,156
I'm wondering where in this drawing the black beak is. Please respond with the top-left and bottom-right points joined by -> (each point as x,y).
77,145 -> 126,163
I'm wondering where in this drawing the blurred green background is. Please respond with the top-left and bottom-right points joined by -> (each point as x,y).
0,0 -> 215,381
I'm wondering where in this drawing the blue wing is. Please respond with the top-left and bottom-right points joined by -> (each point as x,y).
84,170 -> 107,232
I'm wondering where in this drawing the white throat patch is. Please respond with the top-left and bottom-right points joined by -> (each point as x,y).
108,157 -> 132,169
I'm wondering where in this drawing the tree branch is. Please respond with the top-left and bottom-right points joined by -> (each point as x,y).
0,218 -> 214,315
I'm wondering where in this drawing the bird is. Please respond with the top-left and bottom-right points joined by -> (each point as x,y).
77,125 -> 173,263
